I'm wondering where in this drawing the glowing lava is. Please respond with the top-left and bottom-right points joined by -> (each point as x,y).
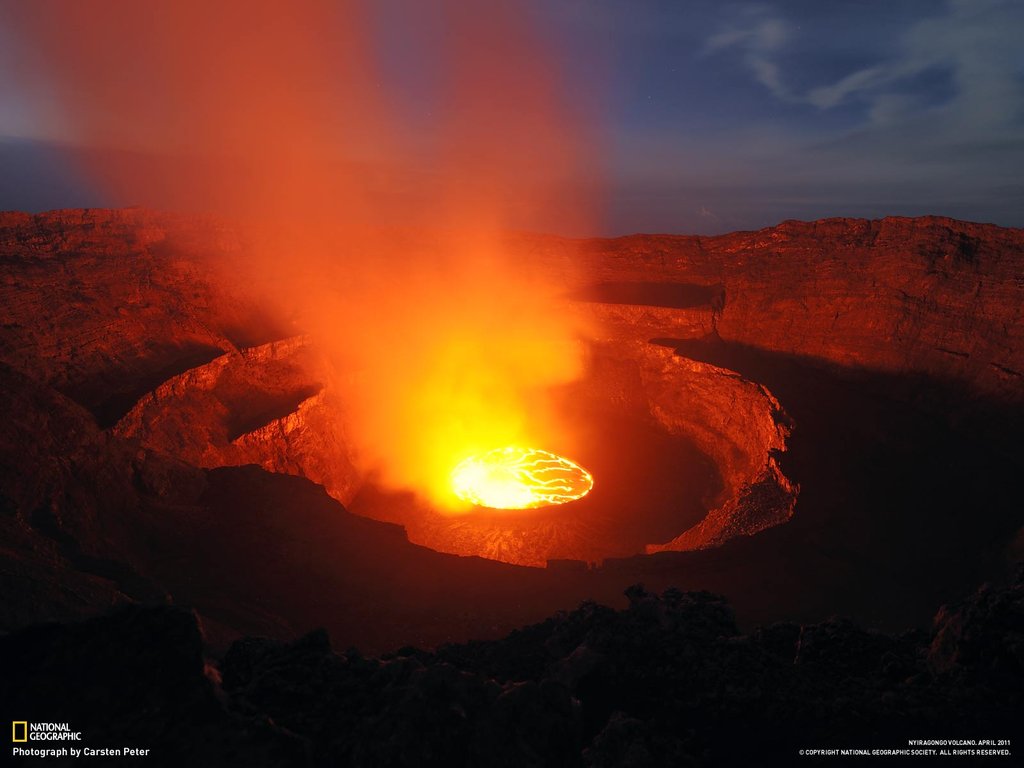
451,447 -> 594,509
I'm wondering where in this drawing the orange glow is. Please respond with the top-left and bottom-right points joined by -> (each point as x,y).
5,1 -> 601,511
451,447 -> 593,509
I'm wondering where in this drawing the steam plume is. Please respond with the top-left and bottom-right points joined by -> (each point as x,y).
4,0 -> 599,508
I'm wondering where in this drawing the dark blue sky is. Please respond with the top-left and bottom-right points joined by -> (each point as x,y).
532,0 -> 1024,233
2,0 -> 1022,234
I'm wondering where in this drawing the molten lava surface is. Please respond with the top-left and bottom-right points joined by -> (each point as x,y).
451,447 -> 593,509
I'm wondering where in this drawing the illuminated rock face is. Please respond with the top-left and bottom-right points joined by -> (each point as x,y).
112,336 -> 361,505
0,209 -> 361,505
537,216 -> 1024,401
632,344 -> 797,552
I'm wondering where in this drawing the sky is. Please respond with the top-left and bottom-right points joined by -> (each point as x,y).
1,0 -> 1022,235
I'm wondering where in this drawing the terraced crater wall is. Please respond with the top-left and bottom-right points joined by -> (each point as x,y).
3,209 -> 1020,563
523,216 -> 1024,401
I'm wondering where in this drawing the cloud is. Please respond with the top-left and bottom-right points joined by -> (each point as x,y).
707,0 -> 1024,133
806,66 -> 889,110
616,0 -> 1024,234
704,15 -> 788,54
703,9 -> 792,100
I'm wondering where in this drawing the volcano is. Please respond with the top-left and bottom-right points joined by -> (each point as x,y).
1,210 -> 1021,763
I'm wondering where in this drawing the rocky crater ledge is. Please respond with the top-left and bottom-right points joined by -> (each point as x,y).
634,343 -> 796,552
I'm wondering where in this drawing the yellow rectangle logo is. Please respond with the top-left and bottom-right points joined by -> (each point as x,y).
12,721 -> 28,742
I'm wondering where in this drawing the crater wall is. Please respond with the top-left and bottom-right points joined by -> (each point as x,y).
3,210 -> 1020,566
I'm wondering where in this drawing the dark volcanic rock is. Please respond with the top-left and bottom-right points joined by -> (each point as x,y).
0,605 -> 304,767
221,632 -> 582,767
0,360 -> 189,626
928,569 -> 1024,685
3,573 -> 1020,766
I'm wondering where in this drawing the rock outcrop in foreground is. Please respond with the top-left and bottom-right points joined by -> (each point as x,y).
3,570 -> 1020,766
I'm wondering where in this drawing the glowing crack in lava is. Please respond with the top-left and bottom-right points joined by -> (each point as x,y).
451,447 -> 594,509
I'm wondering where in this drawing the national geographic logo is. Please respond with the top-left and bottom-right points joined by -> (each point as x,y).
10,721 -> 82,742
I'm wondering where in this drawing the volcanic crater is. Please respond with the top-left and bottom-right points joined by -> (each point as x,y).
77,234 -> 798,567
104,283 -> 796,568
2,209 -> 1021,649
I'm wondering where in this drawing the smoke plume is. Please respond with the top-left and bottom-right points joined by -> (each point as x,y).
4,0 -> 599,508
